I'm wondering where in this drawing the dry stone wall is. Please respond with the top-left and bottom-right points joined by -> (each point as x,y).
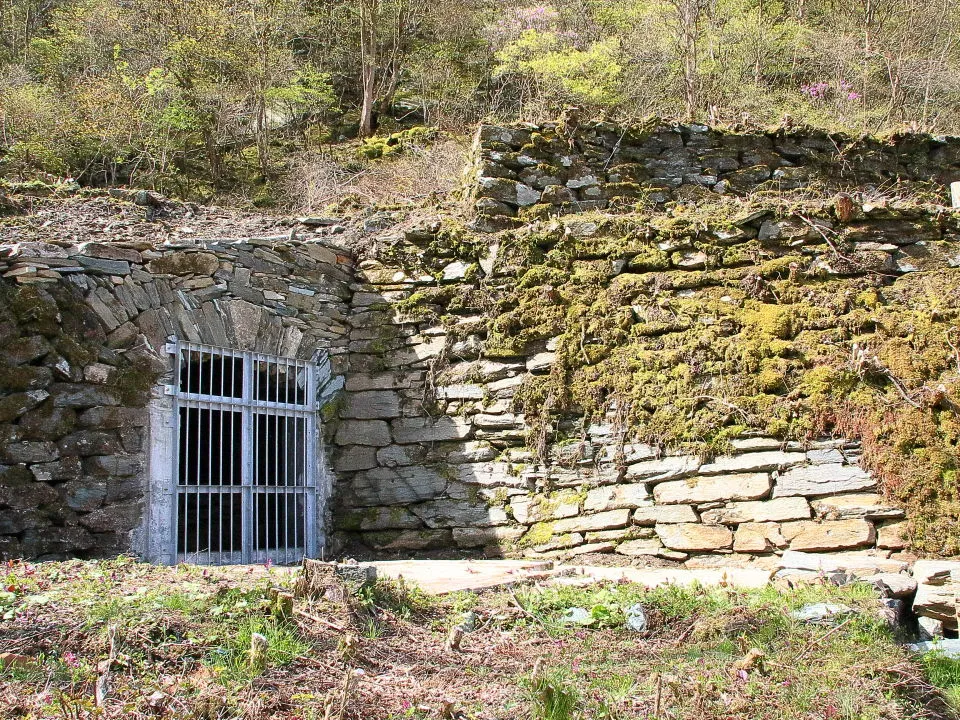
467,120 -> 960,230
329,120 -> 960,570
0,219 -> 353,561
4,120 -> 960,569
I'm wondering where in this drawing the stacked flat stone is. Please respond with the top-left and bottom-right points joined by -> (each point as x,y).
466,122 -> 960,230
0,231 -> 353,560
330,120 -> 960,567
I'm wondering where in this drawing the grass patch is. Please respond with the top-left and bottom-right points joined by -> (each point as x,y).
0,559 -> 955,719
923,652 -> 960,711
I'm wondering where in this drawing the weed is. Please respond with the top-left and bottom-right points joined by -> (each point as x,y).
211,615 -> 310,682
921,652 -> 960,710
524,667 -> 579,720
359,578 -> 436,619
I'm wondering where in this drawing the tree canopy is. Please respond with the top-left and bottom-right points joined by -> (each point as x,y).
3,0 -> 960,199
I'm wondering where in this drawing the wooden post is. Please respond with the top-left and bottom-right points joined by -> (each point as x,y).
952,181 -> 960,209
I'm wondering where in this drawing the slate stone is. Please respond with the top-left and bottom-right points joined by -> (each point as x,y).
700,497 -> 810,525
147,252 -> 220,276
3,440 -> 57,464
51,385 -> 122,408
451,526 -> 525,549
584,483 -> 652,512
624,455 -> 700,483
0,480 -> 58,510
335,506 -> 423,532
79,501 -> 141,533
654,473 -> 772,504
334,420 -> 392,447
364,529 -> 451,552
773,464 -> 877,498
656,523 -> 733,551
20,526 -> 95,557
57,431 -> 121,456
30,457 -> 82,483
341,390 -> 402,419
0,390 -> 50,423
410,499 -> 510,528
84,454 -> 143,477
510,493 -> 580,523
1,336 -> 52,365
349,466 -> 449,506
733,522 -> 787,553
781,519 -> 876,552
19,404 -> 76,439
810,493 -> 904,520
877,521 -> 909,550
698,451 -> 805,475
334,445 -> 379,473
551,509 -> 631,534
632,505 -> 699,525
616,538 -> 664,556
77,256 -> 131,275
390,416 -> 472,443
61,480 -> 107,512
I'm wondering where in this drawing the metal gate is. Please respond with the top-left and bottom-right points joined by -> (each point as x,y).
171,341 -> 318,565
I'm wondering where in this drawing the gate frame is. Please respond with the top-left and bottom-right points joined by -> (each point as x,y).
167,340 -> 320,566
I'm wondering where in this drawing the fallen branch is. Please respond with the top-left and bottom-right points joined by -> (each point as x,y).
508,587 -> 552,633
296,607 -> 348,633
794,616 -> 855,661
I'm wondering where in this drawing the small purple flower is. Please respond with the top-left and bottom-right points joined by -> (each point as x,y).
63,652 -> 79,668
847,92 -> 861,101
801,81 -> 830,101
737,669 -> 749,681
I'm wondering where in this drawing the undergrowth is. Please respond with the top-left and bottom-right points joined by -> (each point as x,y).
0,559 -> 957,719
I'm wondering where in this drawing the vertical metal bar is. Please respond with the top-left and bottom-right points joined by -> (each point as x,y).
172,343 -> 182,563
229,351 -> 235,560
305,363 -> 317,559
217,353 -> 223,563
196,352 -> 202,560
242,351 -> 254,564
284,357 -> 291,562
185,349 -> 192,558
273,359 -> 280,559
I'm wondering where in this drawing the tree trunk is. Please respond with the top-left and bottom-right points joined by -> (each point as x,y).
359,0 -> 378,137
673,0 -> 702,120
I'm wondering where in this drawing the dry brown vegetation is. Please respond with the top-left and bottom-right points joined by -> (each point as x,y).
1,557 -> 957,719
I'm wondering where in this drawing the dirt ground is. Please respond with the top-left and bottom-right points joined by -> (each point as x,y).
0,557 -> 954,720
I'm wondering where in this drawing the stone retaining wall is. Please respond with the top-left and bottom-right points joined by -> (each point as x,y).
329,120 -> 960,568
0,226 -> 352,560
4,120 -> 960,567
468,121 -> 960,230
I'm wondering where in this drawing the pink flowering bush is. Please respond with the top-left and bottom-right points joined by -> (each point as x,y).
801,80 -> 861,103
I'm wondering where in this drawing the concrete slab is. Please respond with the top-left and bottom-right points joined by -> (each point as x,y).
364,559 -> 773,594
562,565 -> 774,590
366,559 -> 556,594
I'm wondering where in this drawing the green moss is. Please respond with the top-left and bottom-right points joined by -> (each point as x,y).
521,521 -> 555,547
115,359 -> 160,406
743,303 -> 794,340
